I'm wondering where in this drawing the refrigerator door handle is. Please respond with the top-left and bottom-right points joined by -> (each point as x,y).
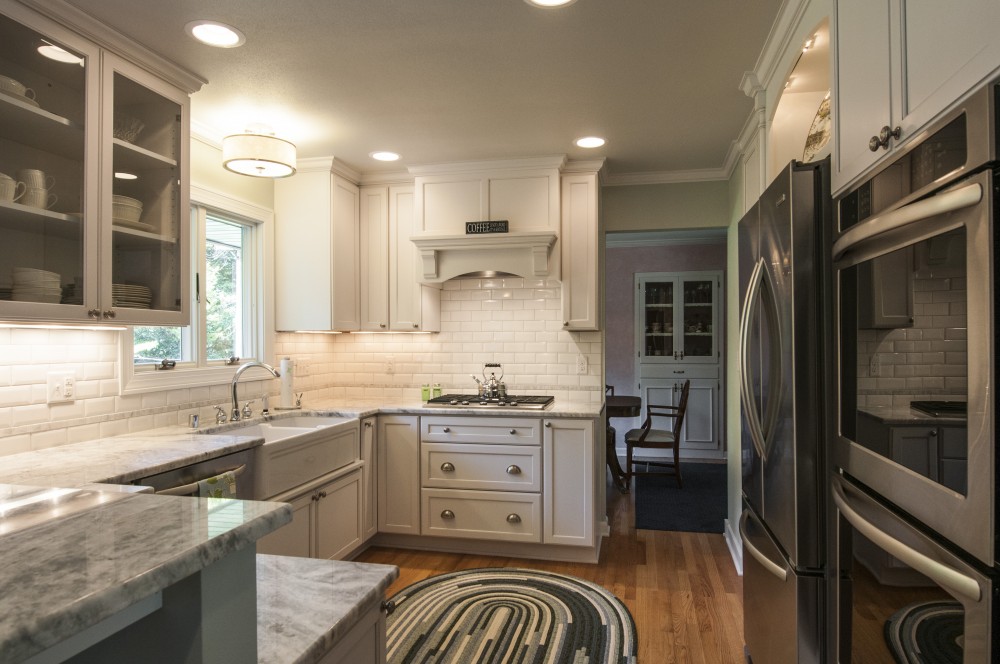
739,257 -> 784,461
739,259 -> 768,461
832,477 -> 981,602
739,508 -> 788,582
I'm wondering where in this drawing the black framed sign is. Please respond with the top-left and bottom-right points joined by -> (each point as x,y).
465,220 -> 509,234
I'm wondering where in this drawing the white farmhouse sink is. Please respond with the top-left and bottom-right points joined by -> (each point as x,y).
204,416 -> 360,498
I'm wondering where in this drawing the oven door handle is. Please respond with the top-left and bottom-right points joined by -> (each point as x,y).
739,508 -> 788,581
738,259 -> 768,461
155,464 -> 248,497
832,478 -> 981,602
832,182 -> 982,263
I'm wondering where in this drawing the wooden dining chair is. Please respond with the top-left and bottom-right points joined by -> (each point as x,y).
624,379 -> 690,488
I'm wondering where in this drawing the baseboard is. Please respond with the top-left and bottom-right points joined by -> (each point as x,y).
724,518 -> 743,576
369,532 -> 601,564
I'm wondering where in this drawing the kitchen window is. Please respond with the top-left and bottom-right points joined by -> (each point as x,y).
120,185 -> 274,393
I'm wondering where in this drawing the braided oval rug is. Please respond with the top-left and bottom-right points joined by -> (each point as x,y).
386,567 -> 638,664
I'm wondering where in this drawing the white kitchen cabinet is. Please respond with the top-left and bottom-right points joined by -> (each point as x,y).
0,5 -> 194,325
317,602 -> 386,664
274,161 -> 360,331
832,0 -> 1000,193
359,184 -> 440,331
636,271 -> 721,364
361,417 -> 378,542
543,418 -> 594,547
638,372 -> 722,458
377,415 -> 421,535
560,170 -> 600,331
256,462 -> 363,560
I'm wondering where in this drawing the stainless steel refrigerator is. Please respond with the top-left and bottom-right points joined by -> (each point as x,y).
737,158 -> 832,663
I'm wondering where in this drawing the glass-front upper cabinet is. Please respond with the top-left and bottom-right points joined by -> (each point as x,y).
0,9 -> 97,319
102,54 -> 189,325
636,271 -> 720,364
0,4 -> 192,326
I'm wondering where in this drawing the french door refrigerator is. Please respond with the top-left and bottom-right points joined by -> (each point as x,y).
738,158 -> 832,663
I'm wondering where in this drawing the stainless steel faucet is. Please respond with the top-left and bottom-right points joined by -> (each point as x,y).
230,361 -> 281,422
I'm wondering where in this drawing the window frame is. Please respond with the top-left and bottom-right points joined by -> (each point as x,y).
120,184 -> 274,394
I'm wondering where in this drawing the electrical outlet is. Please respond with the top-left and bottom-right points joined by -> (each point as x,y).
575,354 -> 588,375
386,354 -> 395,374
297,358 -> 310,376
47,372 -> 75,403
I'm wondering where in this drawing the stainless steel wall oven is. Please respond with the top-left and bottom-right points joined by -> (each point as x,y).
832,79 -> 1000,661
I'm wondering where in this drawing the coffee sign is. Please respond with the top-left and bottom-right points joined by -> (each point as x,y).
465,220 -> 509,234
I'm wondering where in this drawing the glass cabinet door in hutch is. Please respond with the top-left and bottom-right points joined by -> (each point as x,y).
636,272 -> 720,364
0,8 -> 98,322
101,54 -> 189,326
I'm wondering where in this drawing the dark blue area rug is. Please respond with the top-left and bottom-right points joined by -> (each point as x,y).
634,462 -> 727,533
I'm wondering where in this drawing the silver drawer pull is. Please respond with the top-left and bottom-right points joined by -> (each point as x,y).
506,464 -> 522,475
509,428 -> 516,434
441,462 -> 456,472
441,509 -> 455,520
506,513 -> 521,524
443,427 -> 451,433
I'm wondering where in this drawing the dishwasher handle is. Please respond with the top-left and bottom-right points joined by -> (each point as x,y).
155,463 -> 248,497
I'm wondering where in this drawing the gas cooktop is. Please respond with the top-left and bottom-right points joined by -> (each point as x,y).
909,400 -> 967,417
425,394 -> 555,409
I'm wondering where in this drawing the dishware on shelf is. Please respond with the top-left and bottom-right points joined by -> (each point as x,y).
0,75 -> 36,104
113,112 -> 145,143
11,267 -> 61,303
0,173 -> 26,203
112,195 -> 143,223
21,188 -> 57,209
112,283 -> 152,309
17,169 -> 55,191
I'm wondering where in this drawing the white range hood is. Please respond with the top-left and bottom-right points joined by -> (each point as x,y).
411,231 -> 558,283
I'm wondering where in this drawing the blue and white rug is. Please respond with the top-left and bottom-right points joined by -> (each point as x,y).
386,567 -> 638,664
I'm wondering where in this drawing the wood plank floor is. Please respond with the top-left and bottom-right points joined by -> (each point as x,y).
355,480 -> 745,663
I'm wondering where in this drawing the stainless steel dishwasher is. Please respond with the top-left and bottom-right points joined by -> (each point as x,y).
132,448 -> 255,498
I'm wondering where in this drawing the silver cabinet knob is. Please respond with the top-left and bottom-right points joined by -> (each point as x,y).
413,323 -> 419,328
379,323 -> 387,328
443,427 -> 451,433
441,462 -> 455,472
441,509 -> 455,520
929,430 -> 938,437
506,513 -> 521,524
544,422 -> 552,428
103,309 -> 116,319
364,421 -> 372,428
509,428 -> 516,434
87,309 -> 101,319
318,491 -> 327,498
563,322 -> 569,326
868,135 -> 882,152
506,464 -> 521,475
869,125 -> 901,151
311,494 -> 320,502
381,599 -> 396,615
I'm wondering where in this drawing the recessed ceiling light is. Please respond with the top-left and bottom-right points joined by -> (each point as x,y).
37,41 -> 84,64
185,20 -> 246,48
575,136 -> 605,149
370,151 -> 401,162
525,0 -> 579,7
114,172 -> 138,180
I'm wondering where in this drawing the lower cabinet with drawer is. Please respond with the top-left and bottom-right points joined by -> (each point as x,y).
422,488 -> 542,543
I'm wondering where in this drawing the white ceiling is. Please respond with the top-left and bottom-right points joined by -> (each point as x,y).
64,0 -> 785,180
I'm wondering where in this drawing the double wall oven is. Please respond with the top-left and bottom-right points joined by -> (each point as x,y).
832,79 -> 1000,661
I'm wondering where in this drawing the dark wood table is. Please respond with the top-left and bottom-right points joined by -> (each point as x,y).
606,395 -> 641,493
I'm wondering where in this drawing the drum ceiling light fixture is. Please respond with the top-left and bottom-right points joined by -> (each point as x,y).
222,125 -> 297,178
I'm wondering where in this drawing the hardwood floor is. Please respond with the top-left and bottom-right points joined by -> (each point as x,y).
355,479 -> 745,663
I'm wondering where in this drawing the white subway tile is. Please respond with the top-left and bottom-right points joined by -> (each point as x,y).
0,434 -> 31,456
11,404 -> 48,427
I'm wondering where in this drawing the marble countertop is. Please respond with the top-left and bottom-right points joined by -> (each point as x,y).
0,484 -> 291,663
257,555 -> 398,664
857,406 -> 968,426
300,396 -> 604,418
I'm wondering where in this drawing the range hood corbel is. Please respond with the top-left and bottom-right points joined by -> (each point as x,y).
411,231 -> 558,283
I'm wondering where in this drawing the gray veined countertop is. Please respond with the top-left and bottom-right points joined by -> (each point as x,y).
0,484 -> 291,663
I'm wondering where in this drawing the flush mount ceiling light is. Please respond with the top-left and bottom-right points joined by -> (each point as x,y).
575,136 -> 606,148
222,126 -> 297,178
37,40 -> 83,64
185,20 -> 246,48
525,0 -> 579,7
370,151 -> 401,162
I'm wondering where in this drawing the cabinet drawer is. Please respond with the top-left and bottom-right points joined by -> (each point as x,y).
420,416 -> 541,445
422,443 -> 541,492
421,489 -> 541,543
639,364 -> 719,380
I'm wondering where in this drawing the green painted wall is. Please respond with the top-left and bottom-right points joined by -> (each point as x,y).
602,180 -> 730,232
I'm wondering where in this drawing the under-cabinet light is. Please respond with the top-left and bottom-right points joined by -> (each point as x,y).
0,323 -> 128,331
525,0 -> 578,7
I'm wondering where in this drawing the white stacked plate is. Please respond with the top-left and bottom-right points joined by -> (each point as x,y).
12,267 -> 61,303
112,283 -> 152,309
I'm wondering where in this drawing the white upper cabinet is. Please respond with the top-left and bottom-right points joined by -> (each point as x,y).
560,170 -> 600,331
0,4 -> 195,325
359,183 -> 440,332
833,0 -> 1000,194
275,162 -> 360,331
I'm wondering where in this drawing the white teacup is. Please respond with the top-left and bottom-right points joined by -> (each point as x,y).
22,187 -> 57,209
18,169 -> 55,191
0,173 -> 26,203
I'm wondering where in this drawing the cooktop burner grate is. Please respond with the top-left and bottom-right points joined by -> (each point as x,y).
909,400 -> 967,417
426,394 -> 555,409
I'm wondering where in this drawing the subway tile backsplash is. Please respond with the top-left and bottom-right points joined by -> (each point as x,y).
0,278 -> 603,456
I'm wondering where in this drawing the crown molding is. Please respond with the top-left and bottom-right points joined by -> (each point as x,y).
358,170 -> 415,186
408,155 -> 567,176
19,0 -> 206,93
751,0 -> 814,95
605,229 -> 727,248
293,157 -> 361,183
